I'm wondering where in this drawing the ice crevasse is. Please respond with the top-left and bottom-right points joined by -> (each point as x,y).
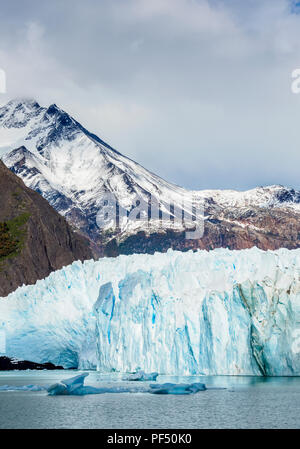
0,247 -> 300,376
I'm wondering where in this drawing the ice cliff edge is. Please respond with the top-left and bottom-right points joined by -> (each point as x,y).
0,247 -> 300,375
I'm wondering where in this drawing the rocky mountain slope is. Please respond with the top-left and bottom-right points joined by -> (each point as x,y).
0,99 -> 192,245
1,99 -> 300,255
0,160 -> 93,296
121,186 -> 300,255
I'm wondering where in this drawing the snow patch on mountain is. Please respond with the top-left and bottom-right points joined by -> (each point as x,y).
1,99 -> 300,245
0,99 -> 197,238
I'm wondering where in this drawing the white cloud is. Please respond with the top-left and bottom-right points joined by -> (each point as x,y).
117,0 -> 235,35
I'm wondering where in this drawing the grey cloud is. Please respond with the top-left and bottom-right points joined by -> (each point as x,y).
0,0 -> 300,190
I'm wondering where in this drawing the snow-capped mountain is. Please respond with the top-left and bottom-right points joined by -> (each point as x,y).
0,99 -> 195,245
1,98 -> 300,255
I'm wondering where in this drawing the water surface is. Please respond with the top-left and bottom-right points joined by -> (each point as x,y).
0,371 -> 299,429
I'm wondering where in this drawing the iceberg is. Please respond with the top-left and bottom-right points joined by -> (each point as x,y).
47,373 -> 150,396
47,373 -> 105,396
47,374 -> 206,396
0,384 -> 47,392
0,247 -> 300,375
122,370 -> 159,381
149,383 -> 206,395
0,374 -> 207,396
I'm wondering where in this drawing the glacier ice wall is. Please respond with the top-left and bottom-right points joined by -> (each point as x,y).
0,247 -> 300,375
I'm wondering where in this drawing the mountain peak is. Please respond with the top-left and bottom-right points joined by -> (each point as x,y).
46,104 -> 60,115
2,98 -> 41,112
0,98 -> 42,130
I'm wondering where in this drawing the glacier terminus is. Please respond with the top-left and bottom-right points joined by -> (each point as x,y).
0,247 -> 299,376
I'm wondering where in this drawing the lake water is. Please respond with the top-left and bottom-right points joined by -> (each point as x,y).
0,370 -> 299,429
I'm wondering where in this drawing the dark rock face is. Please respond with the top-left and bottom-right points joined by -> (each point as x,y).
107,205 -> 300,256
0,161 -> 94,297
0,356 -> 63,371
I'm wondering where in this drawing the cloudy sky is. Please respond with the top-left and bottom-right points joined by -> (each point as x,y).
1,0 -> 300,191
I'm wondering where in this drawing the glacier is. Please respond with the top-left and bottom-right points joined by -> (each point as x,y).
0,247 -> 300,376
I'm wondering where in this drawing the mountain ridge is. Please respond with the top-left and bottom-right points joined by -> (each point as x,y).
2,98 -> 300,255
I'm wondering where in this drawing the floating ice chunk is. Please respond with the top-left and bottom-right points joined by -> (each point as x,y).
61,373 -> 89,393
47,373 -> 90,396
0,384 -> 46,392
25,384 -> 47,391
47,382 -> 68,396
149,382 -> 206,395
122,370 -> 159,381
47,373 -> 141,396
47,373 -> 207,396
0,372 -> 208,396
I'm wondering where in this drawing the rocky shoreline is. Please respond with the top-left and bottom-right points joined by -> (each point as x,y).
0,356 -> 63,371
